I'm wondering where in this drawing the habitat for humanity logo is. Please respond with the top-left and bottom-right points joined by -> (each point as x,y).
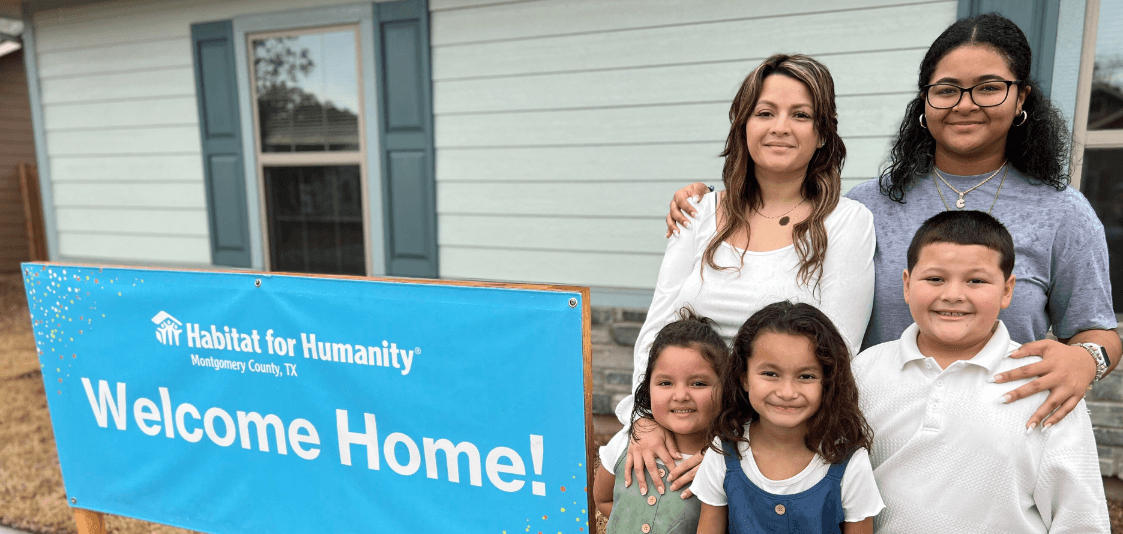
152,311 -> 183,346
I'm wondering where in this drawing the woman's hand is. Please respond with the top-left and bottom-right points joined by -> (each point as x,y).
623,417 -> 679,495
664,183 -> 711,238
667,449 -> 704,499
994,339 -> 1098,430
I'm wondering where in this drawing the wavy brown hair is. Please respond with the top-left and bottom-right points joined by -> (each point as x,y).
704,54 -> 846,287
630,307 -> 728,443
708,301 -> 871,464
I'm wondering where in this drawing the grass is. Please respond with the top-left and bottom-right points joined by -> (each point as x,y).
0,273 -> 194,534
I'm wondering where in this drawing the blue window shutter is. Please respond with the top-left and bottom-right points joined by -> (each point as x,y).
373,0 -> 438,278
190,20 -> 252,268
958,0 -> 1061,99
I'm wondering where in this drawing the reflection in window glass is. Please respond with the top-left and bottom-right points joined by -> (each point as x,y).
253,30 -> 361,152
265,165 -> 364,275
1082,149 -> 1123,311
1090,0 -> 1123,130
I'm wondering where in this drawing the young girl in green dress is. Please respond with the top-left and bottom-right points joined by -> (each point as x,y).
593,308 -> 727,533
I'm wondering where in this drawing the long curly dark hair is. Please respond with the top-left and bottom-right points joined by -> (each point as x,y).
629,307 -> 728,443
708,301 -> 871,464
880,13 -> 1070,202
706,54 -> 845,286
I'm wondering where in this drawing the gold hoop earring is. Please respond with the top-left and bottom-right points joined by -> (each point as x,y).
919,114 -> 928,129
1014,110 -> 1028,127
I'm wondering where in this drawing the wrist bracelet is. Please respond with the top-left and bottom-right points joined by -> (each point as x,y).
1074,342 -> 1109,382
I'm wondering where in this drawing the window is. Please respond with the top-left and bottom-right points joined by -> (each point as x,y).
247,25 -> 369,275
1076,0 -> 1123,311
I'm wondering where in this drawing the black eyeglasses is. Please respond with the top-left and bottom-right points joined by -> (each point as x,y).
922,80 -> 1022,109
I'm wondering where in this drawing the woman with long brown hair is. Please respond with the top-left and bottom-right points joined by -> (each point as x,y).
614,54 -> 875,499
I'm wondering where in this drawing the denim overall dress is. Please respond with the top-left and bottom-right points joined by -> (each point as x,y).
723,441 -> 851,534
605,452 -> 701,533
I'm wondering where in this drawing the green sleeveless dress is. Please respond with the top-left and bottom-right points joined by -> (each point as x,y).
605,452 -> 701,533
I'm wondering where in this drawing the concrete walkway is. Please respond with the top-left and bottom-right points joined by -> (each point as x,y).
0,525 -> 32,534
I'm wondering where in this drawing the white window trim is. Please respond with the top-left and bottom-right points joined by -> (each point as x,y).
1070,0 -> 1123,187
246,23 -> 371,274
232,4 -> 386,274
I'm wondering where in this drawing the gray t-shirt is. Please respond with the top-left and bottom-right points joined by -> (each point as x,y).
846,166 -> 1116,349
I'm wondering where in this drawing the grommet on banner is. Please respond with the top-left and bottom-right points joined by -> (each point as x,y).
71,497 -> 77,504
255,279 -> 262,288
568,298 -> 577,308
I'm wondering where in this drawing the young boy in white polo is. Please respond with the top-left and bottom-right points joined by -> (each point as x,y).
853,210 -> 1109,533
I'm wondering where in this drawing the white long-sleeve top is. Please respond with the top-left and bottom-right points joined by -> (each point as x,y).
854,322 -> 1109,533
615,192 -> 876,423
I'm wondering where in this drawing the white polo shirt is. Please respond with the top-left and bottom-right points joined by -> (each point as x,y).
853,321 -> 1109,533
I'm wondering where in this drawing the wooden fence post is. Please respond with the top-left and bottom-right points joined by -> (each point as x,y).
17,162 -> 47,261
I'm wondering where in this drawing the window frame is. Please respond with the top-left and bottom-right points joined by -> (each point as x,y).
1073,0 -> 1123,188
246,23 -> 372,275
231,4 -> 386,274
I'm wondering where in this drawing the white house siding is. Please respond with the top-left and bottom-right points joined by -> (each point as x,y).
29,0 -> 958,292
29,0 -> 369,266
431,0 -> 957,294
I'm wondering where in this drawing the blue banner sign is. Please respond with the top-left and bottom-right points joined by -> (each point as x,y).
23,263 -> 592,533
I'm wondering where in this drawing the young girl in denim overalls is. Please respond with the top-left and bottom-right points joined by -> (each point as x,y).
694,302 -> 884,533
593,309 -> 727,533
